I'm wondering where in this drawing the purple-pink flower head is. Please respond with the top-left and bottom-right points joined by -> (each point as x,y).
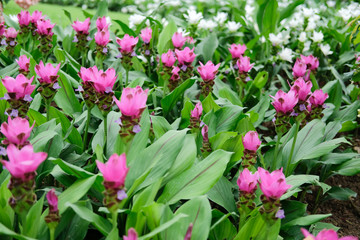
258,167 -> 291,199
72,18 -> 91,35
229,43 -> 247,59
270,90 -> 299,114
161,50 -> 176,68
242,131 -> 261,152
237,168 -> 259,194
96,153 -> 129,188
113,86 -> 148,119
191,102 -> 203,119
236,56 -> 254,73
291,77 -> 312,102
116,34 -> 139,54
175,47 -> 196,66
197,61 -> 220,82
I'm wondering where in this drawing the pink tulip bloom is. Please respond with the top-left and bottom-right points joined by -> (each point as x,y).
78,66 -> 97,84
291,77 -> 312,102
96,16 -> 109,31
17,11 -> 31,26
46,188 -> 58,212
1,144 -> 47,180
197,61 -> 220,82
140,27 -> 152,44
161,50 -> 176,67
116,34 -> 139,54
236,56 -> 254,73
308,89 -> 328,107
270,90 -> 298,114
1,117 -> 34,146
229,43 -> 247,59
292,59 -> 307,79
4,28 -> 18,39
191,102 -> 203,119
202,124 -> 209,142
0,23 -> 5,36
301,228 -> 358,240
16,55 -> 30,73
170,66 -> 180,81
96,153 -> 129,188
124,228 -> 138,240
2,74 -> 35,100
72,18 -> 91,35
113,86 -> 148,119
35,61 -> 61,84
237,168 -> 259,194
172,32 -> 187,49
242,131 -> 261,152
31,11 -> 44,25
95,29 -> 110,46
175,47 -> 196,66
36,19 -> 55,36
300,55 -> 319,71
258,167 -> 291,199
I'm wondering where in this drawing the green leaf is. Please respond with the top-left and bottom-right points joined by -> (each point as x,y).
22,196 -> 44,237
278,0 -> 305,22
157,19 -> 177,55
63,10 -> 72,22
0,223 -> 36,240
326,187 -> 357,201
282,214 -> 332,229
334,157 -> 360,176
54,71 -> 81,115
27,109 -> 47,127
207,176 -> 237,213
196,32 -> 219,62
150,116 -> 173,139
253,71 -> 268,89
261,0 -> 279,36
114,20 -> 136,36
158,150 -> 232,204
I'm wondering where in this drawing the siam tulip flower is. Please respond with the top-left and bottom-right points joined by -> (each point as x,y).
175,47 -> 196,66
198,19 -> 217,31
168,66 -> 181,91
291,78 -> 312,102
35,61 -> 61,84
91,67 -> 117,93
229,44 -> 247,59
269,33 -> 283,46
5,27 -> 18,39
301,228 -> 358,240
72,18 -> 91,35
191,102 -> 203,119
201,124 -> 209,142
96,16 -> 109,31
96,153 -> 129,188
201,124 -> 211,156
320,44 -> 333,56
237,168 -> 259,194
2,144 -> 47,180
171,66 -> 180,81
161,50 -> 176,68
300,55 -> 319,71
17,11 -> 31,27
226,21 -> 241,32
197,61 -> 220,82
242,131 -> 261,152
270,90 -> 298,114
292,59 -> 307,79
45,188 -> 60,230
113,86 -> 148,120
0,23 -> 5,37
46,188 -> 58,212
124,228 -> 138,240
31,11 -> 43,26
36,19 -> 55,36
94,29 -> 110,47
214,12 -> 228,25
140,27 -> 152,44
308,89 -> 328,107
16,55 -> 30,75
183,9 -> 203,25
298,32 -> 307,43
1,117 -> 34,146
184,223 -> 194,240
311,31 -> 324,43
2,74 -> 35,100
172,32 -> 187,49
278,47 -> 294,62
236,56 -> 254,73
116,34 -> 139,55
258,167 -> 291,199
14,0 -> 39,9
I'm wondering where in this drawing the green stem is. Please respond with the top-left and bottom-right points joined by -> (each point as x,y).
50,228 -> 55,240
82,108 -> 92,152
238,83 -> 243,101
111,211 -> 118,230
104,115 -> 108,153
285,122 -> 300,176
125,69 -> 129,88
238,211 -> 246,230
272,132 -> 283,171
81,52 -> 86,67
46,99 -> 51,121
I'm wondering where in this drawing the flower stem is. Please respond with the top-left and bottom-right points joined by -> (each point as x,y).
111,211 -> 118,230
46,99 -> 51,121
50,227 -> 55,240
272,132 -> 283,171
310,72 -> 319,90
125,69 -> 129,88
104,115 -> 108,154
82,108 -> 92,152
285,122 -> 300,176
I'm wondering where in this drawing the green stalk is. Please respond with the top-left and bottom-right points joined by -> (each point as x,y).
125,69 -> 129,88
272,132 -> 283,171
111,211 -> 118,230
285,122 -> 300,176
50,228 -> 55,240
103,115 -> 108,153
310,72 -> 319,90
82,108 -> 92,152
46,99 -> 51,121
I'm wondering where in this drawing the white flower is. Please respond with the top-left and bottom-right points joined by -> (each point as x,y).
302,8 -> 317,18
184,10 -> 203,25
198,19 -> 217,30
309,15 -> 320,23
245,4 -> 255,15
278,48 -> 293,62
327,1 -> 336,7
177,28 -> 190,36
338,8 -> 351,22
320,44 -> 333,56
306,21 -> 316,31
129,14 -> 146,29
214,12 -> 228,25
269,33 -> 283,46
303,41 -> 311,52
299,32 -> 307,42
311,31 -> 324,43
161,18 -> 168,27
226,21 -> 241,32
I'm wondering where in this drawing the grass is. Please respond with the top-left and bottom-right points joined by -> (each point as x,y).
3,1 -> 129,31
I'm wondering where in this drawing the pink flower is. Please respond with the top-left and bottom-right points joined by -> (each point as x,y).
0,23 -> 5,36
236,56 -> 254,73
140,27 -> 152,44
197,61 -> 220,82
292,59 -> 307,79
202,124 -> 209,142
95,29 -> 110,47
78,66 -> 97,84
301,228 -> 358,240
17,11 -> 31,26
31,11 -> 44,25
237,168 -> 259,194
96,153 -> 129,188
270,90 -> 298,114
1,144 -> 47,180
116,34 -> 139,54
300,55 -> 319,71
113,86 -> 148,119
161,50 -> 176,67
96,16 -> 109,31
175,47 -> 196,65
46,188 -> 58,212
124,228 -> 138,240
258,167 -> 291,199
72,18 -> 91,35
229,43 -> 247,59
16,55 -> 30,73
91,67 -> 117,93
172,32 -> 187,49
242,131 -> 261,152
170,66 -> 180,81
191,102 -> 202,119
36,19 -> 55,36
1,117 -> 34,146
291,77 -> 312,102
2,74 -> 35,99
5,28 -> 18,39
308,89 -> 328,107
35,61 -> 61,84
